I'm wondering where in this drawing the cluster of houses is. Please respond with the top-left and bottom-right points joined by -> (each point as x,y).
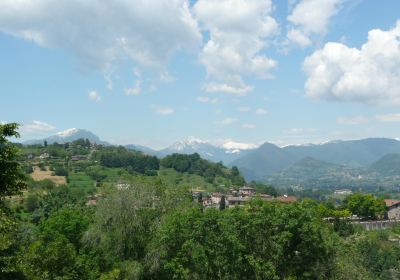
193,186 -> 297,209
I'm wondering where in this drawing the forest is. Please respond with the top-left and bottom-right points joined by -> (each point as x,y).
1,123 -> 400,280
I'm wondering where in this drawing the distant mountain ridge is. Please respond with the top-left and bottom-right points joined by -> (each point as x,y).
23,128 -> 110,145
24,131 -> 256,164
24,130 -> 400,185
231,138 -> 400,181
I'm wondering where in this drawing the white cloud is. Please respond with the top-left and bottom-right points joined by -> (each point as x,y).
241,123 -> 256,129
0,120 -> 7,125
219,117 -> 237,125
255,108 -> 268,115
196,96 -> 218,104
193,0 -> 278,95
204,82 -> 253,97
88,90 -> 101,102
238,106 -> 251,112
376,113 -> 400,123
0,0 -> 201,85
303,21 -> 400,104
20,120 -> 55,134
125,80 -> 141,96
153,106 -> 174,115
337,116 -> 368,125
287,0 -> 344,47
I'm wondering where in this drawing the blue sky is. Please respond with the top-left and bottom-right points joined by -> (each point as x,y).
1,0 -> 400,149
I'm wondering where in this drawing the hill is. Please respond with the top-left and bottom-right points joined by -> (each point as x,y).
369,153 -> 400,177
267,157 -> 364,188
232,138 -> 400,181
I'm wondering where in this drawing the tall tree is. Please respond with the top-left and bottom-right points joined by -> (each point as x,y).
0,123 -> 26,198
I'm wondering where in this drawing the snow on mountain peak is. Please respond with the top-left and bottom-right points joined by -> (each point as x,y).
56,128 -> 79,137
222,141 -> 257,151
170,136 -> 208,151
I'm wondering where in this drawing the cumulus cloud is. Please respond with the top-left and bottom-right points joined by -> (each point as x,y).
153,106 -> 174,115
337,116 -> 368,125
303,21 -> 400,104
20,120 -> 55,135
287,0 -> 344,47
255,108 -> 268,115
88,90 -> 101,102
376,113 -> 400,123
0,0 -> 201,85
219,117 -> 237,125
193,0 -> 278,95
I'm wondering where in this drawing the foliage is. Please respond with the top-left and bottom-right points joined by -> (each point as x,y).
343,193 -> 387,219
149,200 -> 335,279
0,123 -> 26,197
54,166 -> 69,177
93,146 -> 159,175
161,153 -> 245,185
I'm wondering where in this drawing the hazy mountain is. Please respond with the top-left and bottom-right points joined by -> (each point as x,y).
158,137 -> 255,163
369,153 -> 400,177
125,144 -> 158,156
232,138 -> 400,181
266,157 -> 364,187
230,142 -> 297,181
23,128 -> 110,145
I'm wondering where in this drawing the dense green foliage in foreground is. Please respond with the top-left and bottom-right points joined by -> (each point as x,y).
1,123 -> 400,279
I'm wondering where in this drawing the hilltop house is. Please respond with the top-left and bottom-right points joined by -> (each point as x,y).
385,199 -> 400,220
238,186 -> 256,197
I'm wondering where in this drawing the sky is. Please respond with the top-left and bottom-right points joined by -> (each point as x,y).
1,0 -> 400,149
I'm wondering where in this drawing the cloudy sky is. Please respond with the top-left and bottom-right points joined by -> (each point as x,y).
1,0 -> 400,149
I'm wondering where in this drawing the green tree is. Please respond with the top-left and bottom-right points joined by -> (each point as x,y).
0,123 -> 26,197
343,193 -> 386,219
219,195 -> 226,210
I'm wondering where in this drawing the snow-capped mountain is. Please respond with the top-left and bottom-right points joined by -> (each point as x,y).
23,128 -> 109,145
158,137 -> 257,164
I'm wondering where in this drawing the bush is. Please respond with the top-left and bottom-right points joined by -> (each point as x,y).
54,166 -> 68,177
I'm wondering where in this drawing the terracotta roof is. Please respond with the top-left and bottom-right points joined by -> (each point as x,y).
384,199 -> 400,207
276,196 -> 297,203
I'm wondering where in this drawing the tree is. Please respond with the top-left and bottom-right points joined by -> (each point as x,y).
43,140 -> 47,147
149,200 -> 336,279
219,195 -> 226,210
0,123 -> 26,198
343,193 -> 386,220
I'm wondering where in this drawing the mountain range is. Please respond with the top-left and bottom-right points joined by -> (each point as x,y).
23,129 -> 400,186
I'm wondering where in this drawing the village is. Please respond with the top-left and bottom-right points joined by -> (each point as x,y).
192,186 -> 297,209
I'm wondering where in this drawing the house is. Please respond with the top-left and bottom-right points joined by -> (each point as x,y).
39,152 -> 50,159
385,199 -> 400,220
202,196 -> 213,207
211,193 -> 223,205
226,196 -> 250,207
239,186 -> 256,197
334,189 -> 352,195
276,195 -> 297,203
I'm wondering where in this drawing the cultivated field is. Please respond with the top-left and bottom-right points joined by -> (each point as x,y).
30,166 -> 67,185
